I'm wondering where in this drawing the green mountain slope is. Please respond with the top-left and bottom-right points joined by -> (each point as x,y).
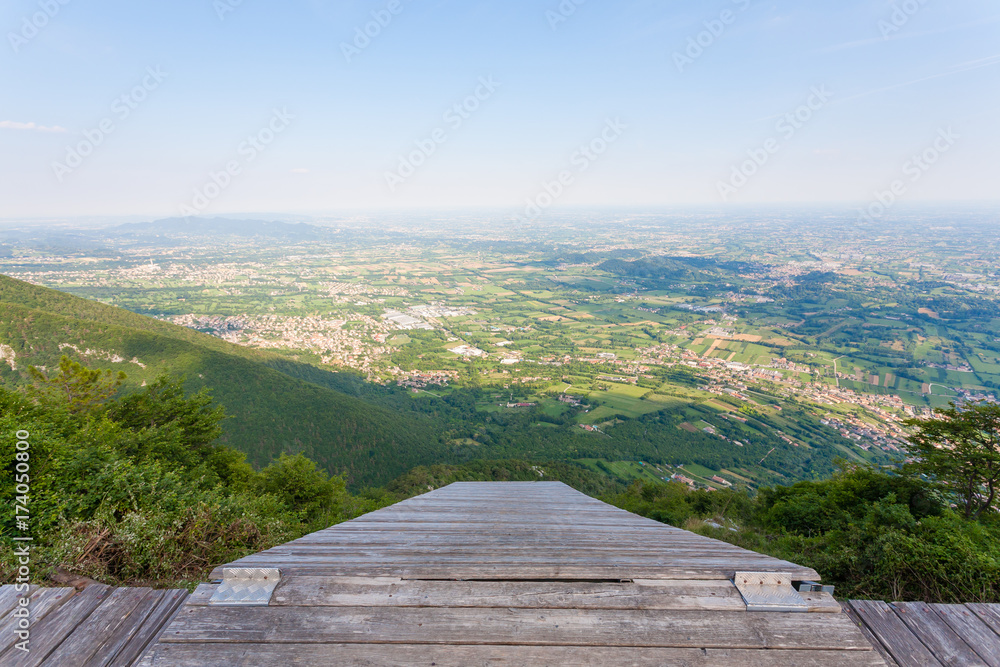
0,275 -> 445,486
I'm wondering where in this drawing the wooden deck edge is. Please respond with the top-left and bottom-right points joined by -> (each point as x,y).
841,601 -> 901,667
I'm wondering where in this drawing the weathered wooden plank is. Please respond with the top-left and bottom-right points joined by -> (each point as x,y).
85,589 -> 165,667
264,577 -> 746,611
43,586 -> 152,667
273,545 -> 748,555
288,535 -> 707,546
161,605 -> 872,650
351,511 -> 660,517
249,543 -> 753,554
290,522 -> 711,544
1,583 -> 112,667
893,602 -> 985,667
357,504 -> 649,511
210,563 -> 820,582
967,604 -> 1000,638
281,539 -> 729,550
849,600 -> 944,667
140,643 -> 886,666
841,601 -> 901,667
242,551 -> 774,564
0,587 -> 75,657
301,526 -> 697,535
352,520 -> 669,528
184,584 -> 218,607
225,545 -> 803,561
798,591 -> 843,613
0,585 -> 33,620
283,528 -> 759,539
931,604 -> 1000,667
347,517 -> 677,527
318,521 -> 695,531
369,512 -> 649,517
368,505 -> 636,512
118,589 -> 189,667
219,555 -> 811,569
223,553 -> 795,566
280,542 -> 736,552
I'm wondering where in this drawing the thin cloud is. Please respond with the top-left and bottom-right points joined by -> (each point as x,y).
820,14 -> 1000,53
835,54 -> 1000,106
0,120 -> 68,133
750,54 -> 1000,122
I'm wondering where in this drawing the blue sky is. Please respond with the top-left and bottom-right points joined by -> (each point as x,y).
1,0 -> 998,218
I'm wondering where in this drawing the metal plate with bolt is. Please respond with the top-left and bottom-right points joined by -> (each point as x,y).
734,572 -> 809,612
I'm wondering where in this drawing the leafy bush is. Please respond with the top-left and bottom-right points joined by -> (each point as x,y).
603,466 -> 1000,603
0,363 -> 387,588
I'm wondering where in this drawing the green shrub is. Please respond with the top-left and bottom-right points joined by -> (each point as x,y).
0,368 -> 383,588
603,466 -> 1000,603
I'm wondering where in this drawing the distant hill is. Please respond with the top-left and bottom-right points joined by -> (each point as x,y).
109,217 -> 332,240
0,274 -> 445,487
598,255 -> 758,282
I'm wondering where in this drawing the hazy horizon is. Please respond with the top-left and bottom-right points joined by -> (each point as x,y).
2,0 -> 998,220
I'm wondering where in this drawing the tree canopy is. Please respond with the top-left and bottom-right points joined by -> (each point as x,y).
904,403 -> 1000,519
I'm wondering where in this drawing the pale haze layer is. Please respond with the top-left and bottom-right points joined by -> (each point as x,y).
1,0 -> 998,218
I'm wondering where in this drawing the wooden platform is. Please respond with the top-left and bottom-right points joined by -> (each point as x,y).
0,583 -> 187,666
844,599 -> 1000,666
137,481 -> 886,666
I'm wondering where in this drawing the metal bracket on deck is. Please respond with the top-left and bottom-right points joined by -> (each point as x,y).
208,568 -> 281,606
797,580 -> 835,595
733,572 -> 809,612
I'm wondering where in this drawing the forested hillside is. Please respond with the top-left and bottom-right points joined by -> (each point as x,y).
0,275 -> 446,486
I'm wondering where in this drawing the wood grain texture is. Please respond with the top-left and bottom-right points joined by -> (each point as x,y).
41,586 -> 152,667
849,600 -> 944,667
182,584 -> 217,607
2,583 -> 112,667
0,587 -> 75,657
931,605 -> 1000,667
968,605 -> 1000,638
0,586 -> 35,620
210,562 -> 819,581
141,643 -> 887,667
124,590 -> 190,667
841,601 -> 901,667
893,602 -> 987,667
267,577 -> 746,611
162,605 -> 872,650
84,589 -> 165,667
